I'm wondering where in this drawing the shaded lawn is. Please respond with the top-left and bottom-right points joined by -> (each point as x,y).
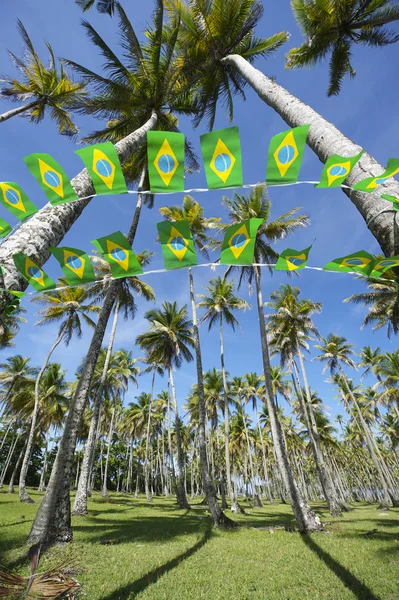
1,490 -> 398,599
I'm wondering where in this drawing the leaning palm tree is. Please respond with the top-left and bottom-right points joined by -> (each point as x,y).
18,283 -> 99,503
314,333 -> 399,508
198,277 -> 250,512
159,197 -> 235,526
221,185 -> 323,532
286,0 -> 399,95
265,284 -> 346,516
0,20 -> 86,130
136,302 -> 194,509
169,0 -> 399,257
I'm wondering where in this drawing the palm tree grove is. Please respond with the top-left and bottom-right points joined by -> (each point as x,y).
1,1 -> 399,598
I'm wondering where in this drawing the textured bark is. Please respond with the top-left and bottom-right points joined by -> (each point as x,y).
0,111 -> 157,311
169,367 -> 190,509
188,268 -> 235,527
72,301 -> 120,515
101,406 -> 115,497
19,330 -> 65,503
221,55 -> 399,256
254,266 -> 323,532
0,100 -> 40,123
38,429 -> 49,492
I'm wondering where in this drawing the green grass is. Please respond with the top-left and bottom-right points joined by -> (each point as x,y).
1,490 -> 398,599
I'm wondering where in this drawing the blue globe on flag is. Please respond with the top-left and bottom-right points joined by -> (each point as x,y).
329,165 -> 348,177
96,159 -> 113,178
214,153 -> 232,173
43,171 -> 61,188
346,259 -> 364,267
158,154 -> 175,174
171,236 -> 186,252
289,257 -> 304,267
111,248 -> 127,262
278,145 -> 295,165
67,255 -> 83,270
27,266 -> 41,279
5,189 -> 20,205
231,233 -> 247,248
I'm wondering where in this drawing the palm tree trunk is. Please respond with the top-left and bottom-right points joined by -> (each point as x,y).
0,100 -> 41,123
256,407 -> 273,501
240,401 -> 262,507
0,430 -> 19,486
188,268 -> 234,526
0,111 -> 157,311
144,369 -> 156,502
8,439 -> 27,494
72,299 -> 120,515
293,356 -> 343,516
38,428 -> 50,492
102,406 -> 115,497
19,328 -> 65,503
254,265 -> 323,532
168,367 -> 190,509
0,419 -> 14,453
221,55 -> 399,256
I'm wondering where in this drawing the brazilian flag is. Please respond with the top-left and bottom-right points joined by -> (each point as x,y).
147,132 -> 185,193
0,182 -> 37,221
266,125 -> 310,185
220,219 -> 263,266
274,246 -> 312,271
381,194 -> 399,212
369,256 -> 399,278
0,217 -> 12,238
157,220 -> 197,270
323,251 -> 374,275
353,158 -> 399,192
92,231 -> 143,279
76,143 -> 128,196
23,153 -> 78,206
13,253 -> 56,291
200,127 -> 243,190
49,246 -> 96,287
316,151 -> 363,188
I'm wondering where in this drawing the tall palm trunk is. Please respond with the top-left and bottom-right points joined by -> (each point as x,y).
27,160 -> 154,546
144,368 -> 157,502
102,406 -> 115,497
72,299 -> 120,515
19,328 -> 65,503
0,100 -> 41,123
38,429 -> 50,492
254,266 -> 323,532
240,400 -> 262,507
219,312 -> 244,515
293,356 -> 343,517
168,367 -> 190,509
8,439 -> 27,493
188,268 -> 234,526
0,430 -> 19,487
255,406 -> 273,501
221,55 -> 399,256
0,111 -> 157,311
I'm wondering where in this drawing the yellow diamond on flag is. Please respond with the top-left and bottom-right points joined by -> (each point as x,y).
38,158 -> 64,198
210,139 -> 236,184
273,131 -> 299,178
286,253 -> 307,271
340,256 -> 372,270
154,139 -> 179,187
167,226 -> 188,262
25,257 -> 46,287
63,250 -> 86,279
228,224 -> 250,260
106,240 -> 130,271
327,161 -> 351,187
93,148 -> 116,190
0,183 -> 27,213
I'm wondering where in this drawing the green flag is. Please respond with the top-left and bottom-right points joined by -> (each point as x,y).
323,251 -> 374,275
266,125 -> 310,185
274,246 -> 312,271
2,290 -> 26,315
381,194 -> 399,212
220,219 -> 263,266
0,182 -> 37,221
23,153 -> 78,206
316,151 -> 364,188
353,158 -> 399,192
91,231 -> 143,279
49,246 -> 96,286
147,131 -> 185,193
200,126 -> 243,190
76,143 -> 128,196
0,217 -> 12,238
369,256 -> 399,278
13,253 -> 56,291
157,220 -> 198,270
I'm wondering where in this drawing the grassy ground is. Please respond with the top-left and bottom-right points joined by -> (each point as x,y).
1,490 -> 398,599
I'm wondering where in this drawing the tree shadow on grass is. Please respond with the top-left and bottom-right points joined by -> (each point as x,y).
100,523 -> 213,600
301,534 -> 381,600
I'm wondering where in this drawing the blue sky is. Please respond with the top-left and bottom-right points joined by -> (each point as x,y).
1,0 -> 399,430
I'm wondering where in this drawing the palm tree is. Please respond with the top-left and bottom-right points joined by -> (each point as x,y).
76,0 -> 117,15
286,0 -> 399,95
136,302 -> 194,509
221,185 -> 323,532
0,355 -> 36,419
198,277 -> 250,513
265,284 -> 345,516
0,20 -> 85,131
159,197 -> 235,526
19,283 -> 99,503
171,0 -> 399,257
314,334 -> 399,508
374,351 -> 399,419
0,304 -> 27,350
358,346 -> 383,380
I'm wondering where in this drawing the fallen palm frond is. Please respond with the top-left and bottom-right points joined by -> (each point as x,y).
0,562 -> 80,599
